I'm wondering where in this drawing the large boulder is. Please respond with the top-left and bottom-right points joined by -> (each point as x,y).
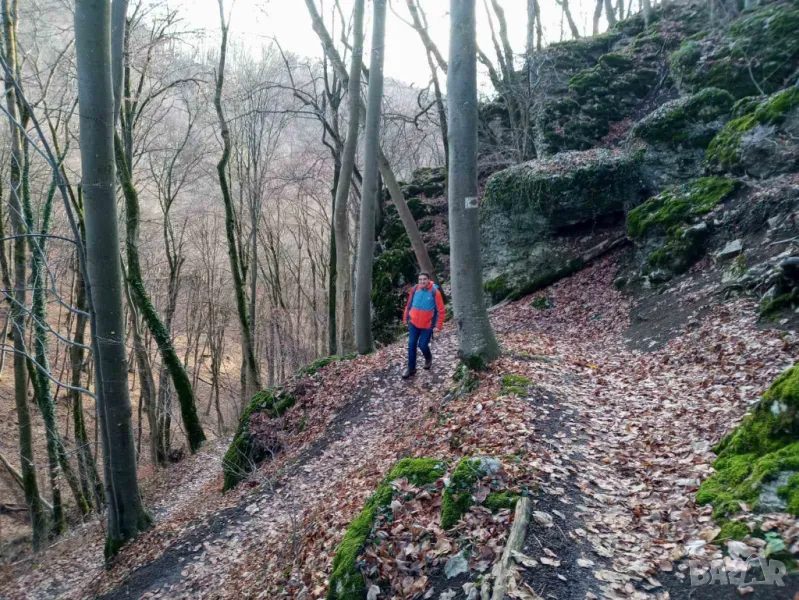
630,87 -> 735,188
669,2 -> 799,99
626,176 -> 740,278
706,87 -> 799,178
481,149 -> 643,285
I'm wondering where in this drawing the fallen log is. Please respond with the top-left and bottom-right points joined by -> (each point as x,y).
490,496 -> 532,600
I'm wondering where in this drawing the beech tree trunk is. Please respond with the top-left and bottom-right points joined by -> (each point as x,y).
354,0 -> 386,354
331,0 -> 363,355
448,0 -> 500,367
74,0 -> 149,558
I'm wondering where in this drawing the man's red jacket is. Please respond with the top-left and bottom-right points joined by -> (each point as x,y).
403,282 -> 445,331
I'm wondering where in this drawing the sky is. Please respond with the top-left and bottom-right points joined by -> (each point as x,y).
182,0 -> 610,89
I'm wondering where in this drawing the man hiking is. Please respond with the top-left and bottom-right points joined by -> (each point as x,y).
402,271 -> 445,379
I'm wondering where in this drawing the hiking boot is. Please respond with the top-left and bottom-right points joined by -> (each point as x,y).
423,357 -> 433,370
402,368 -> 417,379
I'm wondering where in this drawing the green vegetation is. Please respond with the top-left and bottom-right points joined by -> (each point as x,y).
327,458 -> 446,599
628,177 -> 738,276
759,289 -> 799,320
631,87 -> 734,146
501,375 -> 532,397
707,87 -> 799,171
718,520 -> 750,541
441,458 -> 485,529
531,295 -> 553,310
627,177 -> 738,238
669,3 -> 799,98
222,387 -> 296,491
697,363 -> 799,517
484,274 -> 511,304
484,492 -> 519,512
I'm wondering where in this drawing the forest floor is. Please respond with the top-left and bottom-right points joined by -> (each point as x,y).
2,253 -> 799,600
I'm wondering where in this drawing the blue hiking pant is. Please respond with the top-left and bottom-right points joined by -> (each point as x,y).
408,324 -> 433,371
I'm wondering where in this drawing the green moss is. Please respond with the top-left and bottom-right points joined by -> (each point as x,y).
501,375 -> 532,394
452,364 -> 480,396
222,388 -> 295,491
484,274 -> 511,304
669,3 -> 799,98
759,289 -> 799,320
419,219 -> 434,233
387,457 -> 447,486
531,295 -> 553,310
327,458 -> 446,599
697,363 -> 799,517
627,177 -> 738,238
631,87 -> 734,146
707,87 -> 799,171
484,492 -> 519,512
441,458 -> 484,529
718,520 -> 750,541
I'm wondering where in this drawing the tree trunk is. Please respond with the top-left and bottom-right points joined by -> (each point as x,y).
643,0 -> 652,26
2,0 -> 48,550
448,0 -> 500,367
113,137 -> 205,453
331,0 -> 364,355
28,157 -> 89,522
328,158 -> 339,356
526,0 -> 536,59
560,0 -> 582,38
354,0 -> 386,354
214,0 -> 262,401
74,0 -> 149,558
605,0 -> 618,26
69,267 -> 104,510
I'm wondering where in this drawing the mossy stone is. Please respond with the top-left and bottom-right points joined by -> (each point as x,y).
697,363 -> 799,517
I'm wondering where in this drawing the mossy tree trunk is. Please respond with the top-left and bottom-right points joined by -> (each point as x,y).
448,0 -> 500,367
26,150 -> 90,524
214,0 -> 262,401
1,0 -> 48,550
113,135 -> 205,453
74,0 -> 150,557
354,0 -> 386,355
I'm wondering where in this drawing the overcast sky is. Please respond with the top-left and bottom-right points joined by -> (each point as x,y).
182,0 -> 610,89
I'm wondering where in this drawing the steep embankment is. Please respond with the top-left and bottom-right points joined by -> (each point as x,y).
4,253 -> 799,599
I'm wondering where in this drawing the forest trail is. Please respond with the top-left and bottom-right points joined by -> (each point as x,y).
4,254 -> 799,599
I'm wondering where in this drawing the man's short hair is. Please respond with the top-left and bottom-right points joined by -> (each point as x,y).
419,271 -> 430,278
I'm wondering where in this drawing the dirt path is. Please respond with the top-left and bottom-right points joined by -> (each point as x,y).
87,339 -> 458,600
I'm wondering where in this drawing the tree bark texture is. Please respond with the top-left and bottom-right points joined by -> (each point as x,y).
354,0 -> 386,354
74,0 -> 149,558
447,0 -> 500,367
2,0 -> 48,550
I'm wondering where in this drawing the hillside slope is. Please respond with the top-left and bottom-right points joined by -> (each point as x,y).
3,253 -> 798,599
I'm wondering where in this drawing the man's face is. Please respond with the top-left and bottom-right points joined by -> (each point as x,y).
418,274 -> 429,287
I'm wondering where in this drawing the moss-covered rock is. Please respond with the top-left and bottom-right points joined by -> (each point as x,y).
697,363 -> 799,517
531,295 -> 553,310
627,177 -> 738,238
223,387 -> 295,491
706,87 -> 799,178
327,458 -> 446,600
628,177 -> 738,277
631,88 -> 736,188
481,149 -> 640,296
484,491 -> 519,512
633,87 -> 734,146
672,2 -> 799,99
441,456 -> 503,529
485,149 -> 642,225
